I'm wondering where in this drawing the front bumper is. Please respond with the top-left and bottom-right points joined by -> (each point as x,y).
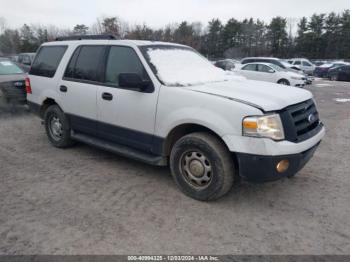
236,142 -> 320,183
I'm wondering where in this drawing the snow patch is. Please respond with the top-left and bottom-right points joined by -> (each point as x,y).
334,98 -> 350,103
315,83 -> 332,87
147,48 -> 240,86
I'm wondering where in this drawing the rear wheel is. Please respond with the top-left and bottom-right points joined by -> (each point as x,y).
330,75 -> 338,81
44,105 -> 75,148
278,79 -> 290,86
170,132 -> 235,201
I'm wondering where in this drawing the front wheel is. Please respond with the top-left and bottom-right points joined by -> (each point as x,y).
44,105 -> 75,148
170,132 -> 235,201
278,79 -> 290,86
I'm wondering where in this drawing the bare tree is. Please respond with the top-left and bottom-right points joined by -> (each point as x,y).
0,17 -> 6,34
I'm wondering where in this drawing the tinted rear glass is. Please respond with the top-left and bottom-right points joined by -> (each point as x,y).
30,46 -> 67,77
65,46 -> 105,82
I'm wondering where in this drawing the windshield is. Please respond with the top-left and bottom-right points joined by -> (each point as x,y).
0,60 -> 23,75
280,61 -> 293,68
140,45 -> 236,86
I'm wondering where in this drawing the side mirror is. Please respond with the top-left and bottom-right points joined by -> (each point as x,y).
268,69 -> 275,73
118,73 -> 153,92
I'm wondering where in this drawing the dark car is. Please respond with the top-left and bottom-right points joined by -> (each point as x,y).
328,65 -> 350,81
314,62 -> 348,78
214,59 -> 238,71
17,52 -> 36,73
0,58 -> 27,105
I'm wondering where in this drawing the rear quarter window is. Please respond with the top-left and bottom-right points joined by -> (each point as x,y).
29,46 -> 67,78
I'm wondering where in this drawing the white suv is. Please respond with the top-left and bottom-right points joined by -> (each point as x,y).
26,36 -> 325,201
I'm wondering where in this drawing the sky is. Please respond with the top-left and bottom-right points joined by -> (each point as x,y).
0,0 -> 349,29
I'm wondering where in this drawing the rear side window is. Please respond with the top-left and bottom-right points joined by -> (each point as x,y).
64,46 -> 105,82
257,64 -> 272,73
242,64 -> 257,71
30,46 -> 67,77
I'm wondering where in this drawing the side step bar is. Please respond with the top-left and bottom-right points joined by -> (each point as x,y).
71,132 -> 167,166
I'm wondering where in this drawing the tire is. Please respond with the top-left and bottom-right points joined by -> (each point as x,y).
277,79 -> 290,86
0,89 -> 9,107
170,132 -> 235,201
44,105 -> 75,148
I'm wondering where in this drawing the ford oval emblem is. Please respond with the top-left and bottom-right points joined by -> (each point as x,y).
308,114 -> 316,123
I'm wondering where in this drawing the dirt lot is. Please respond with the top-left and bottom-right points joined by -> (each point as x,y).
0,80 -> 349,255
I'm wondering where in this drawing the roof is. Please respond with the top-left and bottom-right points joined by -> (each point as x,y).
242,62 -> 276,67
242,57 -> 280,60
289,58 -> 310,61
43,39 -> 186,48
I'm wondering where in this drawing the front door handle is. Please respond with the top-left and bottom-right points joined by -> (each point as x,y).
102,92 -> 113,101
60,85 -> 68,92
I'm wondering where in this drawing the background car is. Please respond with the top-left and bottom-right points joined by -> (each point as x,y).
0,58 -> 27,105
241,57 -> 287,68
288,58 -> 316,75
17,52 -> 36,72
241,57 -> 311,85
234,62 -> 305,87
328,65 -> 350,81
314,62 -> 349,78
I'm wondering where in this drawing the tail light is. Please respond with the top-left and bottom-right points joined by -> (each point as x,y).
25,77 -> 32,94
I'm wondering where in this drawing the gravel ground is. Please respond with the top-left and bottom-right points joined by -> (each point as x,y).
0,80 -> 349,255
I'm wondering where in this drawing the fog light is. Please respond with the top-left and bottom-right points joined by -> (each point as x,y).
276,160 -> 290,173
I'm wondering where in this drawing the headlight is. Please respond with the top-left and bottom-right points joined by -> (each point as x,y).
242,114 -> 285,140
291,76 -> 302,80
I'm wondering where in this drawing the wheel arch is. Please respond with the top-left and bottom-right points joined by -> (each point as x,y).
277,78 -> 290,85
162,123 -> 230,157
40,97 -> 62,118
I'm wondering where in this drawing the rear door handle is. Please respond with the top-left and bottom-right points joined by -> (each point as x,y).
102,92 -> 113,101
60,85 -> 68,92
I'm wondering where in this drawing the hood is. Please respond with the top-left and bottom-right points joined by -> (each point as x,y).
285,71 -> 305,78
186,79 -> 312,112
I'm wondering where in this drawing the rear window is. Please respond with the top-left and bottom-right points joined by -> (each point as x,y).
64,46 -> 105,82
30,46 -> 67,78
0,60 -> 23,75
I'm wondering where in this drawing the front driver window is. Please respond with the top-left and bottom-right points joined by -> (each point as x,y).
105,46 -> 147,87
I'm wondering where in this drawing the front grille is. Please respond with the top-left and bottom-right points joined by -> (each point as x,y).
280,99 -> 323,142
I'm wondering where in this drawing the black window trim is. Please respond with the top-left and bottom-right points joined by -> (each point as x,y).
62,44 -> 154,93
29,45 -> 68,78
